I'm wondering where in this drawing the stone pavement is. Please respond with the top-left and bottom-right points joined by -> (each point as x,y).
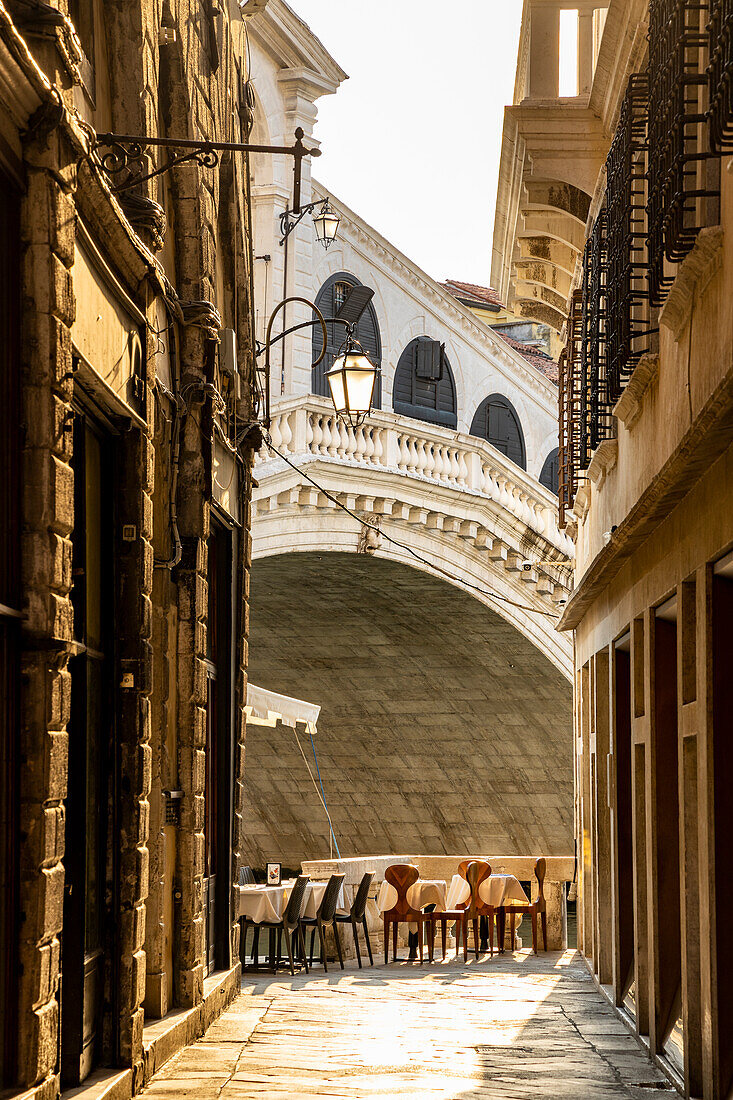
141,951 -> 674,1099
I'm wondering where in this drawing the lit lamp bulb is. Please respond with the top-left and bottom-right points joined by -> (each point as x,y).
326,340 -> 377,428
312,199 -> 340,249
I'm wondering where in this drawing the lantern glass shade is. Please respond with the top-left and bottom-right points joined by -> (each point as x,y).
326,350 -> 377,425
313,202 -> 340,249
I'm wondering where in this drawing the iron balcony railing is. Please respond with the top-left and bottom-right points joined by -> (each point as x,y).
606,73 -> 656,403
558,292 -> 583,528
647,0 -> 720,305
708,0 -> 733,150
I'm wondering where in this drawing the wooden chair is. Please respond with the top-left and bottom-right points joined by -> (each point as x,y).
457,859 -> 493,957
461,860 -> 496,960
335,871 -> 374,968
382,864 -> 432,964
302,873 -> 346,973
501,857 -> 547,954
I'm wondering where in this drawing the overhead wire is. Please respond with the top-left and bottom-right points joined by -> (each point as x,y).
264,436 -> 563,621
291,725 -> 341,859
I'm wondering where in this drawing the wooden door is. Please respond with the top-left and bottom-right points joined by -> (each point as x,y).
62,416 -> 113,1086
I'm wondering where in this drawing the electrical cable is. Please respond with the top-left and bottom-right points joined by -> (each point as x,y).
291,726 -> 341,860
264,436 -> 563,620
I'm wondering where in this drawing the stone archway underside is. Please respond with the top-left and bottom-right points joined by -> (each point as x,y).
242,552 -> 573,870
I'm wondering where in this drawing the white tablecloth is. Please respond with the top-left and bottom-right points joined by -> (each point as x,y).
444,873 -> 529,911
376,877 -> 447,915
238,880 -> 347,924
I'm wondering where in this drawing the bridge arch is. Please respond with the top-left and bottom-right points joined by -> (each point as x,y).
241,551 -> 573,869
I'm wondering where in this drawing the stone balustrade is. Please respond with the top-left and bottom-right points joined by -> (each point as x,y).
301,854 -> 574,953
257,396 -> 574,559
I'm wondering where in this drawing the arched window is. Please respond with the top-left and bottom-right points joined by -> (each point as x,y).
392,337 -> 457,429
470,394 -> 526,469
312,272 -> 382,408
539,448 -> 559,495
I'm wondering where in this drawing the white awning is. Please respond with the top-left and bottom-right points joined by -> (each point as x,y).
245,684 -> 321,735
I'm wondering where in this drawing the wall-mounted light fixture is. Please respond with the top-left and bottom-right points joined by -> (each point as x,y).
279,197 -> 340,248
255,286 -> 378,430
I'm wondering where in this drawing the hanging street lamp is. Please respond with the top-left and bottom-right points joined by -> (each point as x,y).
326,335 -> 378,428
255,287 -> 379,430
311,199 -> 340,249
279,196 -> 341,248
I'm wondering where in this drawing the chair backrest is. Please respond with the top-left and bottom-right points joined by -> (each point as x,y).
317,873 -> 346,922
534,857 -> 546,904
284,875 -> 310,925
465,860 -> 492,918
238,865 -> 256,886
351,871 -> 374,921
384,863 -> 421,920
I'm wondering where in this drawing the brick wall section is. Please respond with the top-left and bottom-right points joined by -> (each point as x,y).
243,553 -> 573,869
17,131 -> 77,1094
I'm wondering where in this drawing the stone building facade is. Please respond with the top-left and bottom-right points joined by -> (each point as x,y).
0,0 -> 265,1095
495,2 -> 733,1097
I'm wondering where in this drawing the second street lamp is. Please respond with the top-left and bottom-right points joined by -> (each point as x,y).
326,337 -> 378,428
311,199 -> 340,249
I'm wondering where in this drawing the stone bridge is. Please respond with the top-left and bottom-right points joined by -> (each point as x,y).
251,395 -> 574,677
239,398 -> 575,870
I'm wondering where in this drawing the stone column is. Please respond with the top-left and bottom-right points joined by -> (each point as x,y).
17,137 -> 77,1095
528,1 -> 560,99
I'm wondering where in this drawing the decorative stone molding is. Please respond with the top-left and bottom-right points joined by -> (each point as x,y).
659,226 -> 724,341
572,484 -> 590,521
587,437 -> 618,488
613,353 -> 660,430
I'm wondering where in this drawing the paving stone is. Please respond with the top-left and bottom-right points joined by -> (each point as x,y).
140,950 -> 674,1099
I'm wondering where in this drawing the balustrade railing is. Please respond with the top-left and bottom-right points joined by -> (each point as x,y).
256,396 -> 572,555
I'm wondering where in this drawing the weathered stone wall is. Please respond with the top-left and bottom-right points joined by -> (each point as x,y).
242,553 -> 573,870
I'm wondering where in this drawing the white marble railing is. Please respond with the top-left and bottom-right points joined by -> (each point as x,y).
257,396 -> 573,557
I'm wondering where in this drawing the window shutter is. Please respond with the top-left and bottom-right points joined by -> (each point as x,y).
415,339 -> 443,381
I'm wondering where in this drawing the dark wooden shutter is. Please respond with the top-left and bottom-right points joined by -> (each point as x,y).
539,448 -> 560,495
312,274 -> 381,408
470,394 -> 526,470
392,338 -> 457,428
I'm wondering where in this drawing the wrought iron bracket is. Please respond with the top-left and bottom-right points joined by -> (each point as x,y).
93,127 -> 320,209
279,198 -> 329,246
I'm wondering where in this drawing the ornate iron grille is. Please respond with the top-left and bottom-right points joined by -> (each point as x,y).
647,0 -> 719,305
579,212 -> 612,467
558,292 -> 583,527
708,0 -> 733,150
606,74 -> 655,403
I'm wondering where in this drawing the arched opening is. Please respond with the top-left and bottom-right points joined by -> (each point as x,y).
392,337 -> 457,429
470,393 -> 526,469
312,272 -> 382,408
540,447 -> 560,495
242,553 -> 572,868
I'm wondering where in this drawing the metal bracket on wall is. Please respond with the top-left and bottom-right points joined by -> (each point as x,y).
93,127 -> 320,211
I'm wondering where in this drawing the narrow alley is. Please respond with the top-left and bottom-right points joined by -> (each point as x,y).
141,954 -> 672,1100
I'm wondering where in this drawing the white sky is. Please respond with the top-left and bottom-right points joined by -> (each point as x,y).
290,1 -> 524,288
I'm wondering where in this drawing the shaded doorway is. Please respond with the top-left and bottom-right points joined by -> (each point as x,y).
613,637 -> 634,1013
61,411 -> 116,1086
204,515 -> 235,975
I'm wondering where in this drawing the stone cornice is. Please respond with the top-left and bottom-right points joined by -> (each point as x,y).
612,353 -> 659,430
312,181 -> 560,417
659,227 -> 724,341
248,0 -> 347,94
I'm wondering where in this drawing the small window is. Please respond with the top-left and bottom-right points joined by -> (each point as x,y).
392,337 -> 457,429
539,448 -> 560,495
312,273 -> 382,407
470,393 -> 526,469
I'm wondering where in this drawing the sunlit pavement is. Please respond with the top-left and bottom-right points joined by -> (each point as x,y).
141,951 -> 674,1099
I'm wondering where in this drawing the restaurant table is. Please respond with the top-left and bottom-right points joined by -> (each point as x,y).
376,877 -> 448,960
445,873 -> 530,953
237,879 -> 348,924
